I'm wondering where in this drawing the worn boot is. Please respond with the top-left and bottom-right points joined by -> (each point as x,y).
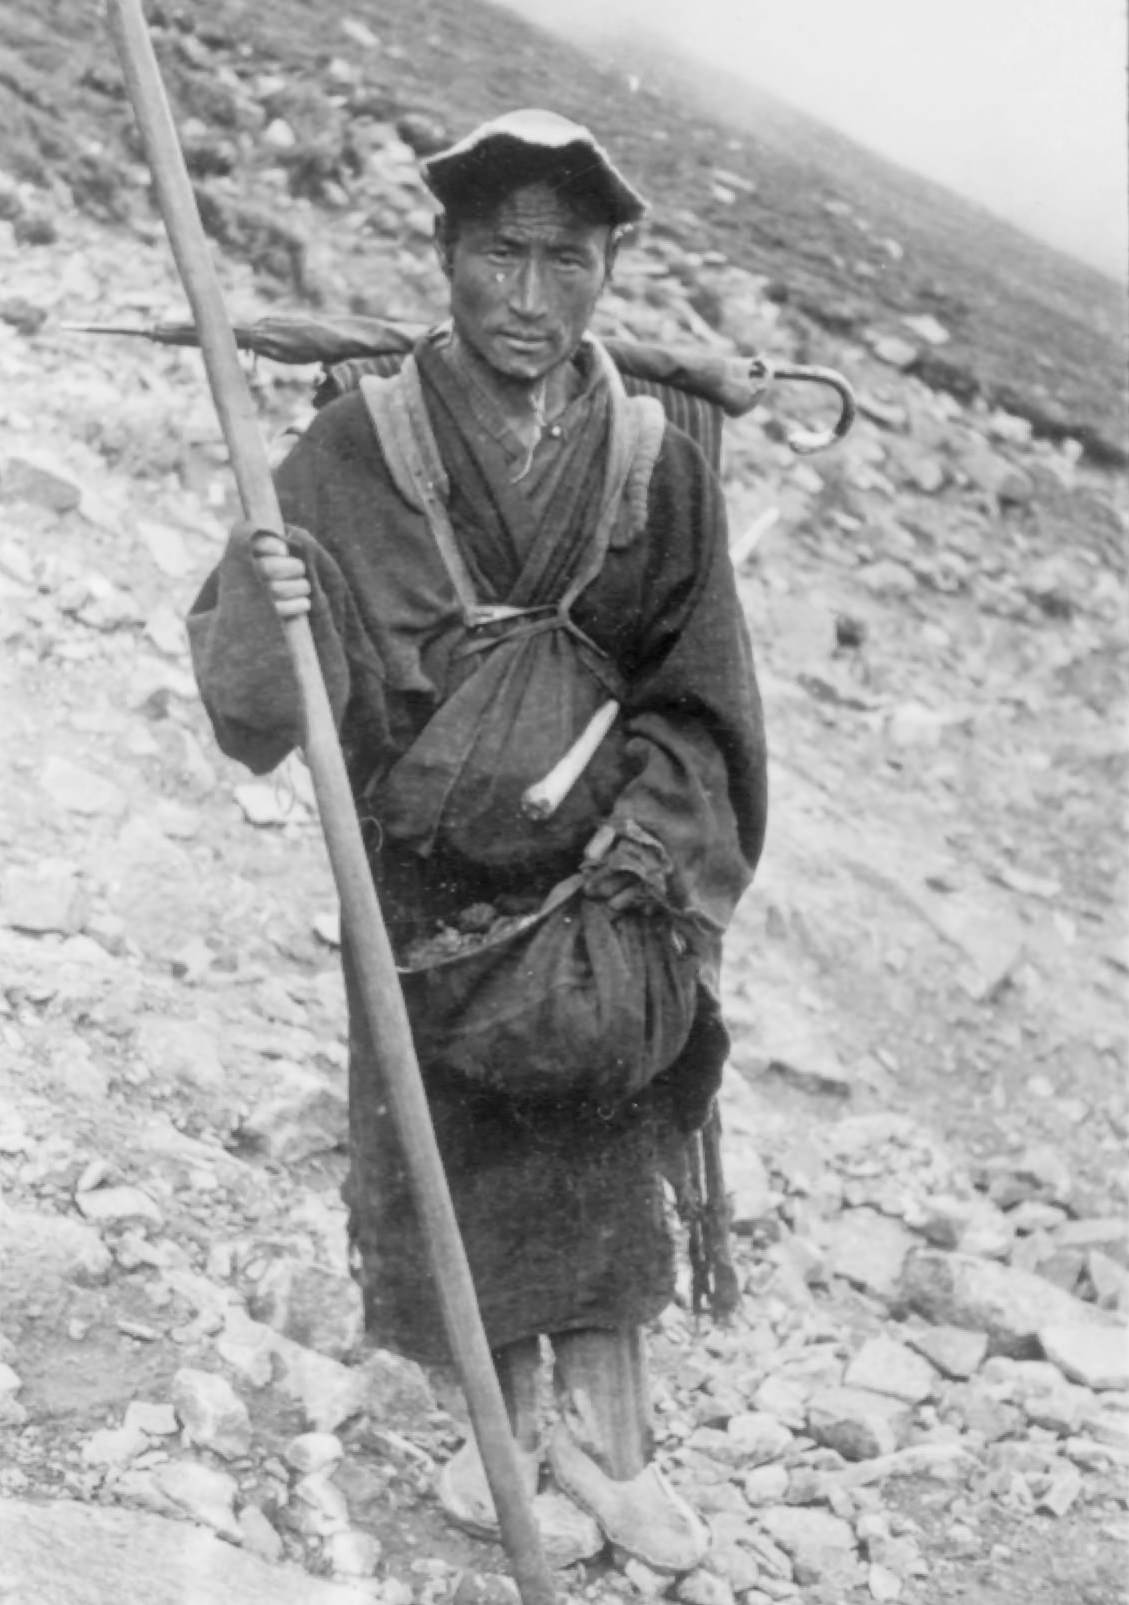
437,1335 -> 603,1567
548,1326 -> 710,1574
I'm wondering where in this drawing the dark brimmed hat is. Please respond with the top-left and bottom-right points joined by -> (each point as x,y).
421,108 -> 648,228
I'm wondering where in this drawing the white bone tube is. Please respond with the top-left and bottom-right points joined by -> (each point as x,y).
521,699 -> 620,821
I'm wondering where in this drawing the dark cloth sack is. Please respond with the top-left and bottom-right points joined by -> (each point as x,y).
373,618 -> 627,873
399,873 -> 701,1104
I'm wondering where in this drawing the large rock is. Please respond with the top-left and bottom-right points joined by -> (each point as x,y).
0,1497 -> 375,1604
899,1250 -> 1112,1356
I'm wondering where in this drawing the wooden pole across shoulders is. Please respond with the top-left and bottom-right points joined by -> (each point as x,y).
104,3 -> 555,1598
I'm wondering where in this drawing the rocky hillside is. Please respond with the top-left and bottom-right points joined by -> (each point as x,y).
0,3 -> 1127,1604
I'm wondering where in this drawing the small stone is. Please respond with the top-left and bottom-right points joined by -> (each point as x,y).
241,1065 -> 348,1163
868,1561 -> 903,1601
806,1387 -> 912,1461
1021,1381 -> 1086,1436
1008,1200 -> 1069,1234
1085,1407 -> 1129,1452
263,118 -> 297,150
139,521 -> 193,578
290,1470 -> 350,1537
395,112 -> 450,157
822,1210 -> 914,1301
313,909 -> 341,947
707,1541 -> 764,1592
905,1325 -> 988,1380
0,297 -> 47,335
82,1424 -> 149,1468
901,314 -> 949,346
135,1017 -> 226,1090
728,1147 -> 775,1230
623,1557 -> 670,1595
284,1431 -> 344,1475
238,1503 -> 284,1562
677,1568 -> 735,1605
235,782 -> 297,826
359,1346 -> 435,1423
151,1460 -> 240,1540
40,756 -> 125,817
744,1463 -> 790,1505
450,1572 -> 519,1605
845,1338 -> 937,1404
1,859 -> 85,934
145,602 -> 188,657
1041,1325 -> 1129,1392
250,1260 -> 363,1361
871,336 -> 918,370
861,559 -> 916,599
341,16 -> 381,47
1035,1462 -> 1083,1517
77,1186 -> 164,1230
215,1308 -> 277,1388
274,1342 -> 367,1433
123,1401 -> 179,1437
1088,1250 -> 1129,1310
751,1376 -> 808,1430
728,1412 -> 794,1465
758,1505 -> 857,1586
171,1367 -> 252,1459
0,1109 -> 29,1156
990,1146 -> 1073,1208
1055,1218 -> 1128,1256
0,456 -> 80,512
0,1362 -> 21,1396
0,1393 -> 28,1426
945,1385 -> 1024,1442
326,1527 -> 383,1577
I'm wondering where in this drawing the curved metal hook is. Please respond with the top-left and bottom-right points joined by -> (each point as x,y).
748,358 -> 857,454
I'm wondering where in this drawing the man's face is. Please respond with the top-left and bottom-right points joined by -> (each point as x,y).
440,183 -> 614,386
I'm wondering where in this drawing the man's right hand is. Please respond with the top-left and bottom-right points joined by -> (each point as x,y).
238,521 -> 311,618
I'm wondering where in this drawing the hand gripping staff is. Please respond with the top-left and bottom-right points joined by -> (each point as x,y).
105,3 -> 556,1598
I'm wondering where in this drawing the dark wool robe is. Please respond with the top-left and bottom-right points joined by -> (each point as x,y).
189,341 -> 767,1363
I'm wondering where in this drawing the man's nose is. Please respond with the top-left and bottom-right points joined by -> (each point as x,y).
508,258 -> 549,317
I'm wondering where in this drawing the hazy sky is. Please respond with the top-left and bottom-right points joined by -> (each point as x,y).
503,0 -> 1128,279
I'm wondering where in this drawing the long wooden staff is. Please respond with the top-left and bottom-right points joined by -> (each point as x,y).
105,4 -> 555,1598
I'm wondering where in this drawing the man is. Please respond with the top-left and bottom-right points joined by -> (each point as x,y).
189,109 -> 766,1572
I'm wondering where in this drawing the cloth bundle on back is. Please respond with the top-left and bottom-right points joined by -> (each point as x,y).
188,107 -> 767,1574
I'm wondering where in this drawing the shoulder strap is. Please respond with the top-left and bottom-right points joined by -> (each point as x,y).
558,343 -> 666,611
360,360 -> 482,621
361,347 -> 667,624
